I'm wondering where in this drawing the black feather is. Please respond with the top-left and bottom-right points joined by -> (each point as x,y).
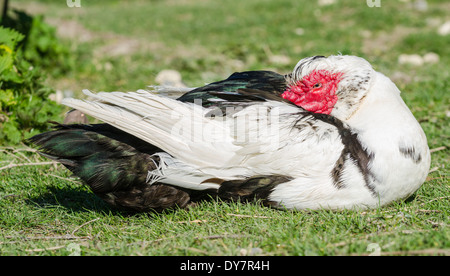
217,175 -> 292,208
177,70 -> 288,106
29,123 -> 195,212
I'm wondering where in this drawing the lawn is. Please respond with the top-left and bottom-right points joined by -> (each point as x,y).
0,0 -> 448,256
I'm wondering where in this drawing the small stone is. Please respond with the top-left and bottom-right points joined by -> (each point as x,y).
412,0 -> 428,11
294,28 -> 305,36
398,54 -> 423,66
437,21 -> 450,36
269,55 -> 291,65
155,69 -> 186,88
239,248 -> 248,256
238,247 -> 263,256
103,61 -> 113,71
360,30 -> 372,38
423,52 -> 439,64
318,0 -> 336,6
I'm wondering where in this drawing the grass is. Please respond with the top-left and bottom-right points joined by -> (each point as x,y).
0,0 -> 449,256
0,153 -> 448,256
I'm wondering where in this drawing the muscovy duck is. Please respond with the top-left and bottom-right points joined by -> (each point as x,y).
30,55 -> 430,211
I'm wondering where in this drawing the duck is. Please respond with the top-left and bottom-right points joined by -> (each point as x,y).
30,55 -> 431,212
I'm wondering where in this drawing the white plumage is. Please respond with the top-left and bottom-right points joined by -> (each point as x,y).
52,55 -> 430,210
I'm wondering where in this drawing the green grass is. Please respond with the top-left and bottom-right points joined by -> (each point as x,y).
1,0 -> 449,255
0,152 -> 448,256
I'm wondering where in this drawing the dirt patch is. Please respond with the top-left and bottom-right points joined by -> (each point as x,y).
46,17 -> 163,59
362,26 -> 416,55
46,18 -> 95,43
11,1 -> 162,58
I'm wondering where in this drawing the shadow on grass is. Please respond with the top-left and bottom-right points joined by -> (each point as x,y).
26,183 -> 422,217
26,185 -> 184,217
27,185 -> 122,214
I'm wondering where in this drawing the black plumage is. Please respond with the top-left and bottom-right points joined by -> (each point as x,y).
177,70 -> 287,106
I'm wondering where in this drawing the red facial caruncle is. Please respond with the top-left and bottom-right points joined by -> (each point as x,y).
282,70 -> 343,115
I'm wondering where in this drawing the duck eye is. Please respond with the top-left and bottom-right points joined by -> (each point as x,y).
313,83 -> 322,89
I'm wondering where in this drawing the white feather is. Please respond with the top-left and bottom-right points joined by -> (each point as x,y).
63,89 -> 239,168
62,89 -> 345,183
146,152 -> 221,190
